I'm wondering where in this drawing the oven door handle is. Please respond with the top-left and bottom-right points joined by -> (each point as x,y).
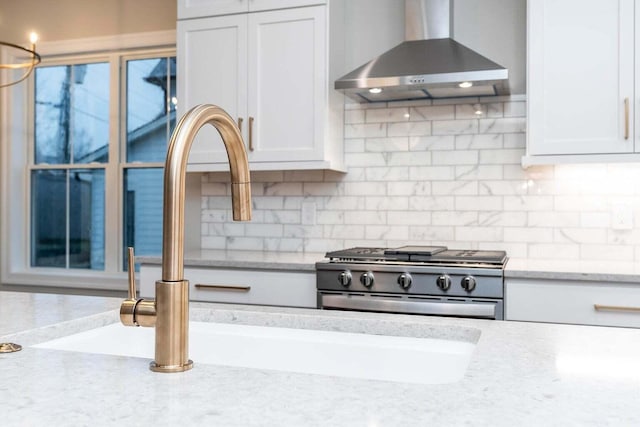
320,294 -> 498,319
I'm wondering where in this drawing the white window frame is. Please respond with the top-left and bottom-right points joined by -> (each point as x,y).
0,30 -> 175,291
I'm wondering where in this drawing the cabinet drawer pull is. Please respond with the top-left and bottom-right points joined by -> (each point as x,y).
593,304 -> 640,313
248,116 -> 254,151
195,284 -> 251,292
624,97 -> 630,140
237,117 -> 243,133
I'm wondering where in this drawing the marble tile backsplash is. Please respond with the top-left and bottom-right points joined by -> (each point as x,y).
201,96 -> 640,261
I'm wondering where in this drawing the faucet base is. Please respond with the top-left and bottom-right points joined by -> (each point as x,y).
150,359 -> 193,373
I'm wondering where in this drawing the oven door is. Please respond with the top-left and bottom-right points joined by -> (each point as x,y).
318,292 -> 503,320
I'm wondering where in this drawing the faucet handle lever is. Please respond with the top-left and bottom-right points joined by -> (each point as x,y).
127,246 -> 136,299
121,246 -> 139,326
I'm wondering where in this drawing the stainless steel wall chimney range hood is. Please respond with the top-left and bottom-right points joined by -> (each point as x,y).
335,0 -> 510,103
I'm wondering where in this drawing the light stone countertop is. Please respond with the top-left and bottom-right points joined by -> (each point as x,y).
1,290 -> 639,426
140,250 -> 640,284
137,249 -> 325,271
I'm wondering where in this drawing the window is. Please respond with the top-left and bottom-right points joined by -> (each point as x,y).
29,50 -> 176,274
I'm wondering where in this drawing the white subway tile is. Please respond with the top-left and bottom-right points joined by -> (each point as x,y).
344,138 -> 365,153
504,227 -> 553,243
365,196 -> 410,211
345,109 -> 365,124
580,212 -> 611,228
455,226 -> 503,242
345,123 -> 387,138
303,182 -> 341,196
226,236 -> 264,251
283,224 -> 323,238
245,224 -> 284,237
264,238 -> 304,252
207,196 -> 232,209
409,135 -> 455,151
408,226 -> 455,241
264,210 -> 302,224
528,244 -> 580,260
455,104 -> 486,119
317,210 -> 344,225
365,167 -> 410,181
479,118 -> 526,134
431,211 -> 478,226
365,225 -> 410,240
503,133 -> 526,148
252,196 -> 284,210
325,224 -> 365,239
479,181 -> 528,196
410,166 -> 454,180
554,228 -> 607,244
432,150 -> 479,165
366,107 -> 410,123
431,181 -> 478,196
409,196 -> 455,211
478,211 -> 527,227
504,195 -> 554,211
455,134 -> 503,150
580,244 -> 634,261
410,105 -> 455,120
479,149 -> 523,165
345,152 -> 387,167
486,103 -> 504,118
388,121 -> 432,137
387,181 -> 431,196
455,165 -> 504,180
432,120 -> 478,135
529,212 -> 580,228
344,182 -> 385,196
365,137 -> 409,152
387,211 -> 431,225
201,209 -> 228,222
455,196 -> 503,211
201,182 -> 228,196
386,151 -> 432,166
250,171 -> 284,182
201,236 -> 226,250
264,182 -> 303,196
344,211 -> 387,225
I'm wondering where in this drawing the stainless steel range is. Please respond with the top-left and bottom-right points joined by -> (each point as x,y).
316,246 -> 507,320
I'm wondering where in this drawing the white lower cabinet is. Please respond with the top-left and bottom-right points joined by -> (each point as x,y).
140,264 -> 316,308
505,278 -> 640,328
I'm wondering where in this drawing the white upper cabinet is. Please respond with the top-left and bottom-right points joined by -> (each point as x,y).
525,0 -> 640,166
178,0 -> 326,20
177,0 -> 345,172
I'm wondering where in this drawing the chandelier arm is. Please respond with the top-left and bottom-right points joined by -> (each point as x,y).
0,40 -> 41,88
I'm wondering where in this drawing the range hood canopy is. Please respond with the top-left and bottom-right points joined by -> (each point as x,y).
335,0 -> 509,103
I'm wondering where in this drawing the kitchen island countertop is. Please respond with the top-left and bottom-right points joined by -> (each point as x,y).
1,290 -> 638,426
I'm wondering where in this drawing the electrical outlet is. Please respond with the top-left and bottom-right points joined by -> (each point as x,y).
301,202 -> 316,225
611,205 -> 633,230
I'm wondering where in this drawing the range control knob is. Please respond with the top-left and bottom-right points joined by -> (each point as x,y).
461,276 -> 477,292
397,273 -> 412,289
436,274 -> 451,291
338,271 -> 352,287
360,272 -> 375,288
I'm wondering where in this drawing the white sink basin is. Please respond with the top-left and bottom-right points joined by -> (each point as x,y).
34,322 -> 476,384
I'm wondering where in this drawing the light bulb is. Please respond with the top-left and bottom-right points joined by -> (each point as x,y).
459,81 -> 473,88
29,32 -> 39,45
369,87 -> 382,94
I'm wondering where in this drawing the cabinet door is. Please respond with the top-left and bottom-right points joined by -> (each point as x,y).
178,15 -> 249,165
178,0 -> 249,20
528,0 -> 635,155
248,0 -> 326,12
247,6 -> 326,163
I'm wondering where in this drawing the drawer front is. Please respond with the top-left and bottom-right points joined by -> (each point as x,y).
506,279 -> 640,328
140,265 -> 316,308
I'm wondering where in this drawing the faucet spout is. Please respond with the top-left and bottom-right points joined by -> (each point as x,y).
120,104 -> 252,373
163,104 -> 252,282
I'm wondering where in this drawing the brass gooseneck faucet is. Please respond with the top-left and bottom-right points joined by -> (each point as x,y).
120,104 -> 252,373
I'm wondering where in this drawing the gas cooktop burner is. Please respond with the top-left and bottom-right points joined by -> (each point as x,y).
325,246 -> 507,267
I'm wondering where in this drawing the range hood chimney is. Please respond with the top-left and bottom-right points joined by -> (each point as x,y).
335,0 -> 509,103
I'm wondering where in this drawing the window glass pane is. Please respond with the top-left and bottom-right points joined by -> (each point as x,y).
34,63 -> 110,165
31,170 -> 66,267
31,169 -> 105,270
126,57 -> 176,162
69,169 -> 105,269
123,168 -> 163,270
